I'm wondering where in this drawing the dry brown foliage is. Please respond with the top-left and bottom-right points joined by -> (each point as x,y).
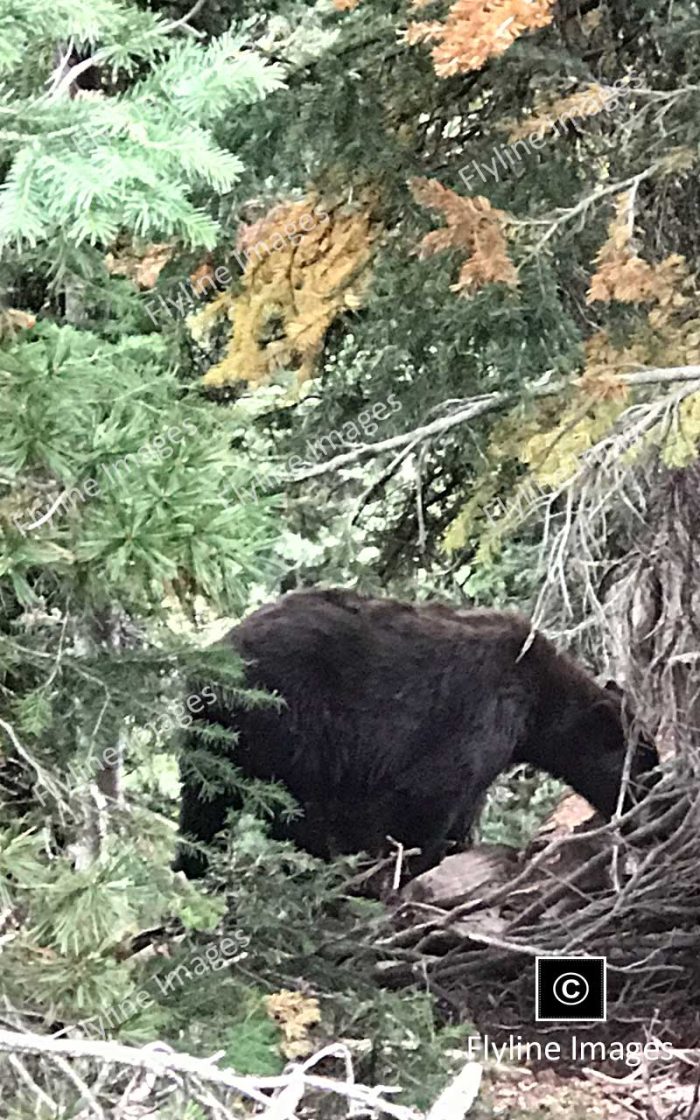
506,83 -> 614,141
410,177 -> 518,295
264,990 -> 322,1060
193,192 -> 379,388
104,241 -> 174,289
406,0 -> 556,77
586,192 -> 686,305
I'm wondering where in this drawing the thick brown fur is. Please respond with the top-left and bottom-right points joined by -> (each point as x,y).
175,589 -> 658,878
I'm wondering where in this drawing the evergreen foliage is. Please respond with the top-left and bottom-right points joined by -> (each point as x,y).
0,0 -> 295,1078
194,0 -> 700,593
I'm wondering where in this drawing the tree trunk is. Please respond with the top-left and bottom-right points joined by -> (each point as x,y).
603,459 -> 700,757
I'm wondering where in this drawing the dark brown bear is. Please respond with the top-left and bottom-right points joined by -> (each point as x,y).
175,588 -> 658,878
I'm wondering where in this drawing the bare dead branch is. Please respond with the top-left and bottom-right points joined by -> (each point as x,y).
287,367 -> 700,483
0,1028 -> 423,1120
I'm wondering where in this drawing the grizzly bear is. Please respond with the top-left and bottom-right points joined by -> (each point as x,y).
175,588 -> 658,878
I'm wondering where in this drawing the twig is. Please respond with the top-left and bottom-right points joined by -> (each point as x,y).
7,1054 -> 57,1114
47,38 -> 75,95
622,366 -> 700,385
49,55 -> 101,100
154,0 -> 207,38
351,437 -> 422,524
49,1053 -> 106,1120
426,1062 -> 482,1120
18,488 -> 72,532
0,717 -> 66,805
525,164 -> 661,258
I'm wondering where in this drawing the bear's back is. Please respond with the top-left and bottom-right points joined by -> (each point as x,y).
231,587 -> 537,670
225,588 -> 547,764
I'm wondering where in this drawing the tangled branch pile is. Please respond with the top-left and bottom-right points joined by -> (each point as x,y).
0,1027 -> 482,1120
378,765 -> 700,1044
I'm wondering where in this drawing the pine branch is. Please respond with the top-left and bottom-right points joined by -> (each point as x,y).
287,366 -> 700,482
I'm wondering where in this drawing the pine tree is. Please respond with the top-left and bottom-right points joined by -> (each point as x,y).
0,0 -> 286,1026
190,0 -> 700,606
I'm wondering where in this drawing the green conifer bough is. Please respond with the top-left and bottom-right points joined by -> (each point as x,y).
0,0 -> 288,1028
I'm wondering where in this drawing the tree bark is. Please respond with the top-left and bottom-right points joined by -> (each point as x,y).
603,459 -> 700,756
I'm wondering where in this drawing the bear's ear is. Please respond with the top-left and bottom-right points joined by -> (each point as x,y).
603,679 -> 624,697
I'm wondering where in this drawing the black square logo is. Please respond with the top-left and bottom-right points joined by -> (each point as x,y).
535,956 -> 607,1022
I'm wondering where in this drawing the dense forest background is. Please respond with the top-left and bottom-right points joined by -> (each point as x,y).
1,0 -> 699,1116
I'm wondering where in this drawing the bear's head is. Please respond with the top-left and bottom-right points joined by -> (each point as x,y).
554,682 -> 660,820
